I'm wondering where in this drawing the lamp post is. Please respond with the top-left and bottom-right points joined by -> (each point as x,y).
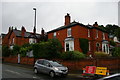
33,8 -> 36,34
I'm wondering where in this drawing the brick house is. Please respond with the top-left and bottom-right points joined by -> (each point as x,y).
2,26 -> 47,48
47,13 -> 109,56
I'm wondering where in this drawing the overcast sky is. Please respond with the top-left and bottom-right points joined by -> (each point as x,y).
1,0 -> 120,34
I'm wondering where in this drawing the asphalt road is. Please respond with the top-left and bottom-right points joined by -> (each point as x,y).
2,63 -> 87,80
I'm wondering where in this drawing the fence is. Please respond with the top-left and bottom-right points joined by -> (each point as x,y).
3,57 -> 120,72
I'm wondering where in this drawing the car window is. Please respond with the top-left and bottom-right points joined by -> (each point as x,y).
37,60 -> 43,65
49,61 -> 63,67
43,60 -> 50,67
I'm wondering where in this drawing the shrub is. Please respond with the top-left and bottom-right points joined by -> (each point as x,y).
79,38 -> 89,54
112,47 -> 120,57
94,51 -> 109,58
2,46 -> 11,57
32,39 -> 62,59
61,51 -> 86,60
12,45 -> 21,55
109,40 -> 116,46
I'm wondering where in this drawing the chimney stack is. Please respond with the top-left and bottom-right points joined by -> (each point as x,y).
64,13 -> 71,26
93,22 -> 98,27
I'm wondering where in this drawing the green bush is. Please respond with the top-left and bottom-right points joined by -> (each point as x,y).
61,51 -> 86,60
12,45 -> 21,55
109,40 -> 116,46
2,46 -> 11,57
79,38 -> 89,54
94,51 -> 109,58
112,47 -> 120,57
32,39 -> 62,59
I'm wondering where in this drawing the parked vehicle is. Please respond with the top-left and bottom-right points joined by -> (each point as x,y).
34,59 -> 68,77
97,73 -> 120,80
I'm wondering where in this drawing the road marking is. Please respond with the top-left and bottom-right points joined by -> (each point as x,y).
5,69 -> 21,75
33,76 -> 37,78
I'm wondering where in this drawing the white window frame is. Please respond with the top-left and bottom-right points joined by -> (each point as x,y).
88,29 -> 90,37
103,32 -> 105,40
67,28 -> 71,37
96,30 -> 98,38
53,32 -> 56,38
65,40 -> 74,52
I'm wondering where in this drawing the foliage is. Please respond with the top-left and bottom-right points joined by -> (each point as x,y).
19,47 -> 28,57
32,39 -> 62,59
79,38 -> 89,54
109,40 -> 116,47
94,51 -> 109,58
12,45 -> 21,55
115,28 -> 120,41
2,46 -> 11,57
60,51 -> 86,60
112,47 -> 120,57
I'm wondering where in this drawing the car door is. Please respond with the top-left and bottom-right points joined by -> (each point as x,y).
42,60 -> 52,74
36,60 -> 44,73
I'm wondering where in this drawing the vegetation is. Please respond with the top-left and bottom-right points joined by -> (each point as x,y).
61,51 -> 86,60
112,47 -> 120,57
94,51 -> 109,58
109,40 -> 116,47
2,46 -> 12,57
12,45 -> 21,55
32,39 -> 62,59
79,38 -> 89,54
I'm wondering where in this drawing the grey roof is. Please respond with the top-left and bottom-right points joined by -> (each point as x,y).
13,29 -> 40,38
47,21 -> 107,33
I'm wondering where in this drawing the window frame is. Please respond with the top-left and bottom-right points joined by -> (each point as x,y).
67,28 -> 72,37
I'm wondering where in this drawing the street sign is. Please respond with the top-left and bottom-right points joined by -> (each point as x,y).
85,66 -> 96,74
95,67 -> 107,75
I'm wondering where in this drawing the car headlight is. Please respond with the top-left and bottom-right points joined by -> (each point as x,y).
54,67 -> 59,71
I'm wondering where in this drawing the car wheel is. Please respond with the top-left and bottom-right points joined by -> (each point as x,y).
49,71 -> 55,78
34,68 -> 38,74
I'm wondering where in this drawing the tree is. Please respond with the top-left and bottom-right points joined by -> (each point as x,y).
115,28 -> 120,41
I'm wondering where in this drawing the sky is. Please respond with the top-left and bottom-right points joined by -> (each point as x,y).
1,0 -> 120,34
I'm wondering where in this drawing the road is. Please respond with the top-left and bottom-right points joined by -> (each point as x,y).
2,63 -> 87,80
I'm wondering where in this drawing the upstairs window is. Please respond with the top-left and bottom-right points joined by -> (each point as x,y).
53,32 -> 56,38
96,30 -> 98,38
67,28 -> 71,37
102,32 -> 105,40
88,29 -> 90,37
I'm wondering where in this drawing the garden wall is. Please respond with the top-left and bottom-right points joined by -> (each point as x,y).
3,57 -> 120,72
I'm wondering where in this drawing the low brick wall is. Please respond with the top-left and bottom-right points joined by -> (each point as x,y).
3,57 -> 120,71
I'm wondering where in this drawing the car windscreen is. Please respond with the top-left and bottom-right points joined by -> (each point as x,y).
49,61 -> 63,67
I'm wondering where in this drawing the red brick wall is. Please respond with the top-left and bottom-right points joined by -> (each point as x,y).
3,57 -> 120,72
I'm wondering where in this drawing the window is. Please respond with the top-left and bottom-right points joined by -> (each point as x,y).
96,30 -> 98,38
89,42 -> 91,51
37,60 -> 43,64
103,32 -> 105,40
96,43 -> 100,51
65,41 -> 74,51
53,32 -> 56,38
88,29 -> 90,37
67,28 -> 71,37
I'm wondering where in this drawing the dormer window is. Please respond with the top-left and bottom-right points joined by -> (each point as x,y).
53,32 -> 56,38
67,28 -> 71,37
88,29 -> 90,37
